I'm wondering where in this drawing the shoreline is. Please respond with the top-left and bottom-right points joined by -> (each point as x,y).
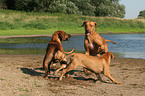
0,54 -> 144,60
0,32 -> 145,39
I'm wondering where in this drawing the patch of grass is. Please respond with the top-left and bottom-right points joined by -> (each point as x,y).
0,78 -> 5,80
17,88 -> 28,92
0,49 -> 45,55
0,10 -> 145,36
33,81 -> 42,87
0,37 -> 50,44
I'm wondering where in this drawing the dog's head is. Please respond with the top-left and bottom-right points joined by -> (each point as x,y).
98,48 -> 105,55
54,50 -> 67,64
55,30 -> 71,41
102,52 -> 115,59
82,21 -> 97,36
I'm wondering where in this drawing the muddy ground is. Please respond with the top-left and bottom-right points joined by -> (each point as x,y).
0,55 -> 145,96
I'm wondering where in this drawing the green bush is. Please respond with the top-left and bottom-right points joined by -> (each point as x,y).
138,10 -> 145,19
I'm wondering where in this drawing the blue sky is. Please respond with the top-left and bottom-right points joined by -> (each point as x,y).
120,0 -> 145,19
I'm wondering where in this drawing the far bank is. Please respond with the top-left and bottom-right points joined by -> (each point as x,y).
0,10 -> 145,36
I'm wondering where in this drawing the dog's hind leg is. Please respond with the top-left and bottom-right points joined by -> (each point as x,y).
104,72 -> 122,84
43,62 -> 52,78
103,67 -> 122,84
43,53 -> 53,78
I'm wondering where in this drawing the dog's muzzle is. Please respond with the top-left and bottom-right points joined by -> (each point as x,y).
65,34 -> 71,41
68,34 -> 71,38
60,61 -> 67,65
99,49 -> 105,55
54,59 -> 67,64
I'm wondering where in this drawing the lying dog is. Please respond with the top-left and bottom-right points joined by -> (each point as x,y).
82,20 -> 116,56
54,51 -> 122,84
43,30 -> 74,78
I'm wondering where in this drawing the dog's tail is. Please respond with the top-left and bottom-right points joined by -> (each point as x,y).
111,53 -> 115,59
63,48 -> 74,54
66,53 -> 76,58
105,40 -> 116,44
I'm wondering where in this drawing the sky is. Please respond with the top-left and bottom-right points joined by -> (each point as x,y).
120,0 -> 145,19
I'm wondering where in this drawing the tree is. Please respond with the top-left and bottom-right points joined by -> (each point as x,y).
70,0 -> 96,16
0,0 -> 7,9
4,0 -> 125,18
5,0 -> 15,9
48,0 -> 81,14
91,0 -> 125,18
138,10 -> 145,19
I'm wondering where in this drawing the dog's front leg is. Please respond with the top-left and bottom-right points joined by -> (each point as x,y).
54,64 -> 66,75
59,69 -> 67,80
85,48 -> 90,55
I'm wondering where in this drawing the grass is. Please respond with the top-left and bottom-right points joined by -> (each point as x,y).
0,9 -> 145,36
0,36 -> 50,44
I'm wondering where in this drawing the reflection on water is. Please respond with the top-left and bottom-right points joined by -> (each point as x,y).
0,34 -> 145,59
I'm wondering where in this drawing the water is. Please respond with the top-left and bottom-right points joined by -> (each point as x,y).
102,34 -> 145,59
0,34 -> 145,59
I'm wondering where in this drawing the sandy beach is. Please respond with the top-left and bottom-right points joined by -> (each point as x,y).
0,55 -> 145,96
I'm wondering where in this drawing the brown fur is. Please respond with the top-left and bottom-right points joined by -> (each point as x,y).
82,20 -> 116,56
43,30 -> 74,78
54,51 -> 122,84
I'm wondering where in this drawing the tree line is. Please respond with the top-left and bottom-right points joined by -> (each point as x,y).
1,0 -> 125,18
138,10 -> 145,19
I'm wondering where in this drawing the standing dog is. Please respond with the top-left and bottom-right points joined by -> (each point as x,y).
43,30 -> 74,78
82,21 -> 116,56
54,51 -> 122,84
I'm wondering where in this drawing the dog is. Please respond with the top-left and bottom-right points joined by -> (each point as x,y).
54,51 -> 122,84
82,20 -> 116,56
43,30 -> 74,78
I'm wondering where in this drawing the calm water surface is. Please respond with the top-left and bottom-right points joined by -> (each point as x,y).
0,34 -> 145,59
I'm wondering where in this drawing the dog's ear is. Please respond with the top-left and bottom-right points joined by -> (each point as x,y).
58,32 -> 65,41
81,21 -> 87,27
94,22 -> 97,31
94,22 -> 97,27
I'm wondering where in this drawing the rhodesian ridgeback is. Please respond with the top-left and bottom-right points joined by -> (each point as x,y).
82,21 -> 116,56
43,30 -> 74,78
54,51 -> 122,84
